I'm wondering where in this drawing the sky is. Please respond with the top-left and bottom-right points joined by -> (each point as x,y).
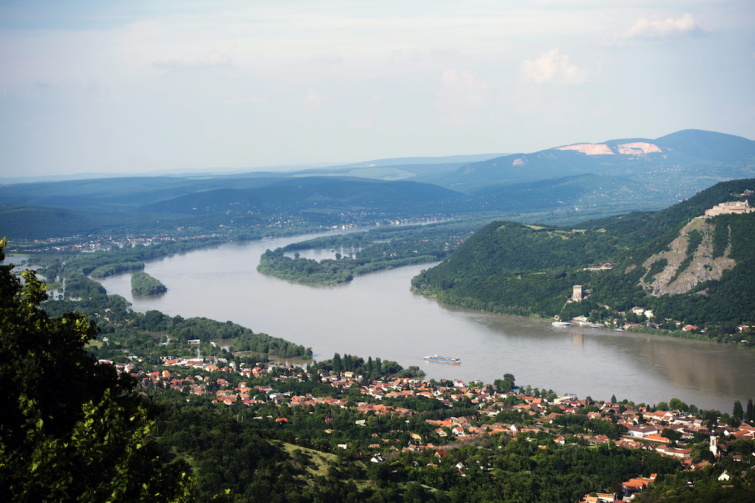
1,0 -> 753,178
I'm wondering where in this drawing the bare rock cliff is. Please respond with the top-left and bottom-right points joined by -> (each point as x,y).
639,217 -> 735,296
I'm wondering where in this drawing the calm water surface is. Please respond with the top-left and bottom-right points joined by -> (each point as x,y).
96,234 -> 755,412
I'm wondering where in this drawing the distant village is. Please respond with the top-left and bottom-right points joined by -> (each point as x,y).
12,231 -> 228,254
8,215 -> 438,255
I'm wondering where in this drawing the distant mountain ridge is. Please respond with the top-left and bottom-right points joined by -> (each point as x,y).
438,129 -> 755,196
2,129 -> 754,239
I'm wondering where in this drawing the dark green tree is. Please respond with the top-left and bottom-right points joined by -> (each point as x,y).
333,353 -> 342,373
494,373 -> 516,393
669,397 -> 688,412
733,400 -> 744,421
0,238 -> 193,502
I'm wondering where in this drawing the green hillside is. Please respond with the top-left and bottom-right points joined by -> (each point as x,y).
410,221 -> 614,317
412,179 -> 755,332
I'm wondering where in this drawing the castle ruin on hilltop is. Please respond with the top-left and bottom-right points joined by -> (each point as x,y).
704,200 -> 754,217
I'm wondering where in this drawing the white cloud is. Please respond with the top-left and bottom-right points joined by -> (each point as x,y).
435,70 -> 491,125
623,13 -> 702,40
519,49 -> 587,85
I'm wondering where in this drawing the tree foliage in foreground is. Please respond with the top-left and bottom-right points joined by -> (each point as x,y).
0,238 -> 192,502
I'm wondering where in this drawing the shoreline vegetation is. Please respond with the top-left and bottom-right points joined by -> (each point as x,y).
23,238 -> 315,362
20,229 -> 744,404
12,179 -> 755,351
16,216 -> 751,351
256,226 -> 754,348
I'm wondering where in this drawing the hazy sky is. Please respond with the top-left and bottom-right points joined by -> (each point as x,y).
1,1 -> 753,178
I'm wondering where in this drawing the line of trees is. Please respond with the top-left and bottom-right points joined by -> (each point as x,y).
310,353 -> 424,380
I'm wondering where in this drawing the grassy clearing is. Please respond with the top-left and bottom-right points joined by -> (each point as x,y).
277,441 -> 338,478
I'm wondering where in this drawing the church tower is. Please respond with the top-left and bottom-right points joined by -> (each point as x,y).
710,435 -> 718,457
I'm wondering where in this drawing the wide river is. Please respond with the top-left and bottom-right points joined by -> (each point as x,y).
96,233 -> 755,413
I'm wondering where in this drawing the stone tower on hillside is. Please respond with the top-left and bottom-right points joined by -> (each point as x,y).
572,285 -> 583,302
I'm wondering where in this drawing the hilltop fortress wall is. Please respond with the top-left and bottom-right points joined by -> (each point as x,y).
704,200 -> 754,217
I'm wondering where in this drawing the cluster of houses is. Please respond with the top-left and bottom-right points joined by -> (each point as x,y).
109,355 -> 754,500
135,357 -> 755,458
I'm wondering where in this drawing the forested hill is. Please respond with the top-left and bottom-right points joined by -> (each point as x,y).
412,179 -> 755,330
411,221 -> 620,317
